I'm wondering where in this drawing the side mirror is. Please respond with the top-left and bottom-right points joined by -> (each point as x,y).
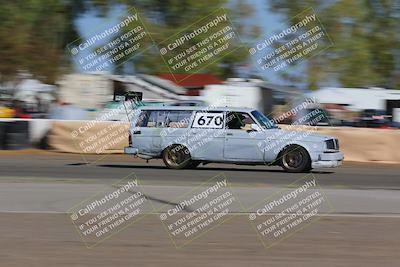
249,123 -> 261,132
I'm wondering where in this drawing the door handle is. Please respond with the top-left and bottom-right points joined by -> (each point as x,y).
226,133 -> 233,136
133,131 -> 141,135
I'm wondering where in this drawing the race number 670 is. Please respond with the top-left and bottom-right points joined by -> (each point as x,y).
193,113 -> 224,128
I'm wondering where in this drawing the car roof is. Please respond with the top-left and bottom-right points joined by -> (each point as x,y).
136,105 -> 256,112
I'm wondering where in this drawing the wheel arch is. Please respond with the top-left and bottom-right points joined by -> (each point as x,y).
161,143 -> 192,157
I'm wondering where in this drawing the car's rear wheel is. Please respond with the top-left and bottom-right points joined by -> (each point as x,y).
162,145 -> 193,169
280,145 -> 311,173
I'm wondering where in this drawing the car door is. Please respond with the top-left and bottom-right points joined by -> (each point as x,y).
223,111 -> 265,162
132,110 -> 164,155
187,110 -> 225,161
159,110 -> 193,150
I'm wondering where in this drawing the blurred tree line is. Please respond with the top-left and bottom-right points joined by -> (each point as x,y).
1,0 -> 397,90
269,0 -> 400,89
0,0 -> 81,84
0,0 -> 258,84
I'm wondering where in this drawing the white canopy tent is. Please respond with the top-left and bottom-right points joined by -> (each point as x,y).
309,87 -> 400,111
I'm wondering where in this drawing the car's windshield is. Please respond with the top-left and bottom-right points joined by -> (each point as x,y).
251,110 -> 277,129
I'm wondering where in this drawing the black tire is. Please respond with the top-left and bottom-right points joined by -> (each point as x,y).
280,145 -> 312,173
162,145 -> 193,169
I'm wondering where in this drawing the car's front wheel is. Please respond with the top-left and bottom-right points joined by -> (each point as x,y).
280,145 -> 312,173
162,145 -> 193,169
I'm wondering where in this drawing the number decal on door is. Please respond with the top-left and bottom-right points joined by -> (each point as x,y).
192,112 -> 224,128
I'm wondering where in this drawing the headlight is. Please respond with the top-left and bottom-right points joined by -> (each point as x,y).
325,139 -> 339,150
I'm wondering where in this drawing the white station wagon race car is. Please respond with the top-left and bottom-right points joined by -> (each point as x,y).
124,106 -> 344,172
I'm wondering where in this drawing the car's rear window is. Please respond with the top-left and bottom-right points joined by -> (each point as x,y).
135,110 -> 192,128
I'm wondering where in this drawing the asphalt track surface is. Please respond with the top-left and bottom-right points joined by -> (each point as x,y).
0,150 -> 399,189
0,150 -> 400,266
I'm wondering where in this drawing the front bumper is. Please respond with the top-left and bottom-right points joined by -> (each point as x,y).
124,147 -> 138,155
312,151 -> 344,169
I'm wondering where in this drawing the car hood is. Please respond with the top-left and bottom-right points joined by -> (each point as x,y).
268,128 -> 334,143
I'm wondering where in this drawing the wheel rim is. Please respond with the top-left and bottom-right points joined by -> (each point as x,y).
165,146 -> 189,167
283,149 -> 305,170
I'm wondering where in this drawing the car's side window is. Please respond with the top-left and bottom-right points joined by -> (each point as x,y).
155,111 -> 168,127
134,110 -> 164,128
191,111 -> 224,129
143,111 -> 158,127
165,111 -> 192,128
226,112 -> 256,130
135,110 -> 149,127
135,110 -> 193,128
